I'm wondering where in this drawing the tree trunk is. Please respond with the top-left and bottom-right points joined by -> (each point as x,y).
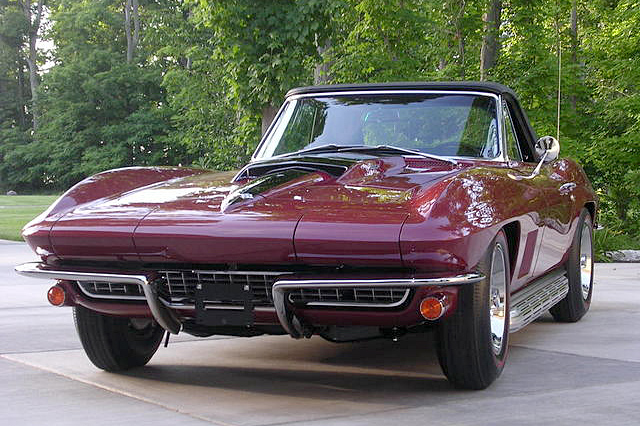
132,0 -> 140,56
261,105 -> 279,136
125,0 -> 133,63
480,0 -> 502,81
23,0 -> 44,131
179,7 -> 192,70
569,0 -> 578,112
17,61 -> 27,128
314,40 -> 332,84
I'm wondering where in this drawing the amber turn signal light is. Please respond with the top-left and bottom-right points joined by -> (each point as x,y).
420,296 -> 445,320
47,285 -> 66,306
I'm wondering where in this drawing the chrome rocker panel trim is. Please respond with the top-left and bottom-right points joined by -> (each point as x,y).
272,274 -> 485,338
14,262 -> 182,334
509,268 -> 569,333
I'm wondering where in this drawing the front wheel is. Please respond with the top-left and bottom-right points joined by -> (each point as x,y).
73,306 -> 164,371
550,208 -> 594,322
436,231 -> 510,389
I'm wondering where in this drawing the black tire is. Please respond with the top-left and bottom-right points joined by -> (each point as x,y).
436,231 -> 511,390
73,306 -> 164,371
550,208 -> 594,322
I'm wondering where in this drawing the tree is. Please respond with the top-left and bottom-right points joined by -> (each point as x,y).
581,0 -> 640,226
0,0 -> 33,190
5,0 -> 190,190
191,0 -> 335,134
155,1 -> 253,170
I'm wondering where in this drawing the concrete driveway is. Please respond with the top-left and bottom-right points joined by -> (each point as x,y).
1,240 -> 639,426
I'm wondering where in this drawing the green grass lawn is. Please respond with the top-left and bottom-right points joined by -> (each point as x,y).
0,195 -> 59,241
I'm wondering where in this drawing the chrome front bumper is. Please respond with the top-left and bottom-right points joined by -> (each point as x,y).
15,262 -> 484,337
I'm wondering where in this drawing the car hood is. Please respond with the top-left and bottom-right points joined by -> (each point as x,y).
49,156 -> 459,265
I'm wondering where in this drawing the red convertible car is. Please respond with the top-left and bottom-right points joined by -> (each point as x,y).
16,82 -> 596,389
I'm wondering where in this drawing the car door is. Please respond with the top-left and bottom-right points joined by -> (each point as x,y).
501,101 -> 548,291
502,100 -> 574,278
531,157 -> 577,275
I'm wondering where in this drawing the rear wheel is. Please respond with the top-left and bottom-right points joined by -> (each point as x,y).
73,306 -> 164,371
436,231 -> 510,389
550,208 -> 593,322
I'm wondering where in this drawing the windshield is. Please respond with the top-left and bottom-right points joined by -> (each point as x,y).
254,93 -> 500,160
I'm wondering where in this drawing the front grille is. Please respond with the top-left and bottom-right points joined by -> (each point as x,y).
77,281 -> 145,300
288,287 -> 410,307
159,270 -> 288,307
76,270 -> 412,309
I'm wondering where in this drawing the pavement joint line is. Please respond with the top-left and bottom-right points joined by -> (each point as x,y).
0,306 -> 57,311
0,353 -> 238,426
0,347 -> 83,356
509,343 -> 640,364
0,336 -> 235,356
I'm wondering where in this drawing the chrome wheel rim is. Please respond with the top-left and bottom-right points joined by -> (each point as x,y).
489,244 -> 507,355
579,223 -> 593,300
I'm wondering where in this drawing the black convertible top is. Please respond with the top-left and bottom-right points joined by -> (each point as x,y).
286,81 -> 518,98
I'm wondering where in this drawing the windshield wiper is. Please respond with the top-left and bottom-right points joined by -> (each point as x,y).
276,144 -> 361,158
276,144 -> 457,165
337,145 -> 458,165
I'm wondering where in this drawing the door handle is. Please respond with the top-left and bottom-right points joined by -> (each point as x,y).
558,182 -> 577,195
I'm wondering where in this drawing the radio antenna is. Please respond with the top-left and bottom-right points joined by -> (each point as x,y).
556,5 -> 562,142
556,42 -> 562,142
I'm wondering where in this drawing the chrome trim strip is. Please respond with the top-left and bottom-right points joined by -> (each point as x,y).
178,270 -> 292,276
272,273 -> 484,338
497,94 -> 506,162
287,90 -> 500,101
276,274 -> 484,288
14,262 -> 182,334
166,303 -> 276,313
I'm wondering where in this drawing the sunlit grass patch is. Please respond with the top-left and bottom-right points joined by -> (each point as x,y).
0,195 -> 59,241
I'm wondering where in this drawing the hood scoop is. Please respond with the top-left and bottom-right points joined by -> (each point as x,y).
234,158 -> 350,181
221,168 -> 330,212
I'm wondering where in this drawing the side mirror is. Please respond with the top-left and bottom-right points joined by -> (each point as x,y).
535,136 -> 560,163
508,136 -> 560,181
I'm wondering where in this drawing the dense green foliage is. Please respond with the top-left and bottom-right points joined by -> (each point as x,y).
0,0 -> 639,250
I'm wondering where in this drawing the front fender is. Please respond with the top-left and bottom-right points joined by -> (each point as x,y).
400,166 -> 540,273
